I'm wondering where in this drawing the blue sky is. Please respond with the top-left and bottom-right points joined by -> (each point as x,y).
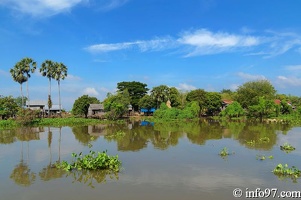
1,0 -> 301,110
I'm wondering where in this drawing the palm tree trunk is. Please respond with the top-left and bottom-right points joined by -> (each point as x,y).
20,83 -> 24,108
48,78 -> 51,117
26,75 -> 30,109
58,80 -> 61,115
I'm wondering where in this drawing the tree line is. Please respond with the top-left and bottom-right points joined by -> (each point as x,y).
0,57 -> 68,119
71,80 -> 301,120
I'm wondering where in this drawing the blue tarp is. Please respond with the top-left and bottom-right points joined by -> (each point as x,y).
140,108 -> 156,113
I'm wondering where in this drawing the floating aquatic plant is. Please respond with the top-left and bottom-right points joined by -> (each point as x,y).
280,143 -> 295,153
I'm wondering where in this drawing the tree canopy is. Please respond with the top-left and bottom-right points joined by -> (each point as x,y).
117,81 -> 148,111
72,95 -> 100,118
103,90 -> 131,120
235,80 -> 276,109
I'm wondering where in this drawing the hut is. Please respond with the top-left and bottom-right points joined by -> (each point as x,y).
88,104 -> 105,117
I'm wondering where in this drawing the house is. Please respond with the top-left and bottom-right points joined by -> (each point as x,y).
88,104 -> 105,117
26,100 -> 47,111
26,100 -> 63,115
221,100 -> 233,110
274,99 -> 295,109
45,104 -> 63,114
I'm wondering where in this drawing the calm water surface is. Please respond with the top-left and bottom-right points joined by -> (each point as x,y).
0,120 -> 301,200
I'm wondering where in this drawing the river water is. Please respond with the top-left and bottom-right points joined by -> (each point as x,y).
0,120 -> 300,200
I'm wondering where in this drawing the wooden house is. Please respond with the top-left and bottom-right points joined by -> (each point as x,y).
88,104 -> 105,117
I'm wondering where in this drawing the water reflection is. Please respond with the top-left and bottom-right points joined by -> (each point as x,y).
10,160 -> 36,186
66,170 -> 119,188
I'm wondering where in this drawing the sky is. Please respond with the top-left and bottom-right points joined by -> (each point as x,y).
1,0 -> 301,111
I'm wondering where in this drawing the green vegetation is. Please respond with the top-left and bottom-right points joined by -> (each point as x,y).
235,80 -> 276,109
280,143 -> 296,153
72,95 -> 100,118
56,150 -> 121,172
219,147 -> 231,157
153,101 -> 200,120
103,90 -> 131,120
273,164 -> 301,181
256,154 -> 273,160
117,81 -> 149,111
105,130 -> 126,139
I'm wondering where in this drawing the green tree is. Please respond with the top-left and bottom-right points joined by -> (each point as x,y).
235,80 -> 276,109
0,96 -> 19,119
138,95 -> 156,110
40,60 -> 56,115
169,87 -> 181,108
103,90 -> 131,120
248,97 -> 275,120
14,96 -> 28,107
280,100 -> 293,115
19,58 -> 37,108
117,81 -> 148,111
220,101 -> 244,118
186,89 -> 207,115
205,92 -> 222,116
151,85 -> 170,108
10,63 -> 27,107
72,95 -> 100,118
53,62 -> 68,113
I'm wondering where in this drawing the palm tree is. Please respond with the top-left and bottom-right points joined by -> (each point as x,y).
10,63 -> 27,107
53,62 -> 67,114
21,58 -> 37,108
40,60 -> 56,115
151,85 -> 170,108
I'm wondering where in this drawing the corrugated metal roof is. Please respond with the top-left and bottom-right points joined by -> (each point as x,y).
89,104 -> 104,110
45,105 -> 62,110
26,100 -> 47,106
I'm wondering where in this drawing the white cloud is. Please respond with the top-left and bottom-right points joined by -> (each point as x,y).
276,76 -> 301,87
177,83 -> 197,91
83,87 -> 99,96
98,0 -> 129,11
178,29 -> 260,57
85,28 -> 301,58
285,65 -> 301,71
237,72 -> 266,81
65,74 -> 82,81
85,37 -> 174,53
0,0 -> 85,17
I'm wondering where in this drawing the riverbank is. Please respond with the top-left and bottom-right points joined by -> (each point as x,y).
0,117 -> 125,130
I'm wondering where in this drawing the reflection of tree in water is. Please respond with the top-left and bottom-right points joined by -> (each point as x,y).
0,129 -> 16,144
15,127 -> 41,142
236,123 -> 278,150
72,126 -> 99,146
10,138 -> 36,186
186,121 -> 224,145
152,122 -> 183,150
10,161 -> 36,186
66,170 -> 119,188
39,127 -> 66,181
39,164 -> 66,181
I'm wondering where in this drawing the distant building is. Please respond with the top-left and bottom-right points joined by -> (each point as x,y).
26,100 -> 63,115
26,100 -> 47,111
88,104 -> 105,117
221,100 -> 233,110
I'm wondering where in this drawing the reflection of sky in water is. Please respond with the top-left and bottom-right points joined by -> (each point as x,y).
0,125 -> 301,200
